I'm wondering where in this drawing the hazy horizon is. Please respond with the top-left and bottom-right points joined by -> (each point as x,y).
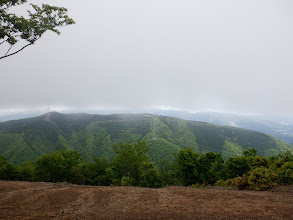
0,106 -> 292,119
2,0 -> 293,116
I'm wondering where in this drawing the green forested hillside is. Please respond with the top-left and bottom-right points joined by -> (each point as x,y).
0,112 -> 292,164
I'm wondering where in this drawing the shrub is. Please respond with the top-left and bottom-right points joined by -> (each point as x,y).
224,156 -> 251,179
252,156 -> 270,169
0,162 -> 19,180
188,183 -> 206,189
214,179 -> 228,187
214,177 -> 248,189
225,178 -> 237,187
140,162 -> 162,188
233,175 -> 250,190
248,167 -> 278,191
277,161 -> 293,185
215,174 -> 249,190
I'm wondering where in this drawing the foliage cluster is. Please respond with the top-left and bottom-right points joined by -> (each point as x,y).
1,140 -> 292,190
0,141 -> 163,188
214,150 -> 293,190
0,0 -> 74,59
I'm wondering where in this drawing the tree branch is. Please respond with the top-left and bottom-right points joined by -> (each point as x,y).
5,44 -> 13,55
0,39 -> 8,45
0,43 -> 33,60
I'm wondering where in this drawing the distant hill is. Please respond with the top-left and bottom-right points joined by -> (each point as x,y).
2,110 -> 293,145
150,110 -> 293,145
0,112 -> 292,164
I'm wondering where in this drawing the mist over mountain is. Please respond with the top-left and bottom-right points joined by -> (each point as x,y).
0,112 -> 292,164
1,109 -> 293,145
149,110 -> 293,145
0,112 -> 43,122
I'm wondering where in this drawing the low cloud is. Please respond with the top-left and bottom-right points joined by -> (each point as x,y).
1,0 -> 293,115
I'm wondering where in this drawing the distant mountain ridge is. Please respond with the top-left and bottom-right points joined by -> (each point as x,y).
2,110 -> 293,145
0,112 -> 292,164
150,110 -> 293,145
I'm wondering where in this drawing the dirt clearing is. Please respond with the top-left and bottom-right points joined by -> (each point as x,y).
0,181 -> 293,219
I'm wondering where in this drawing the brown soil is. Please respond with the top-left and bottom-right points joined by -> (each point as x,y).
0,181 -> 293,220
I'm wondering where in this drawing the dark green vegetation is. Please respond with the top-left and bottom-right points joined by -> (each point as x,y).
1,142 -> 293,190
152,110 -> 293,145
0,141 -> 162,188
0,112 -> 293,165
214,149 -> 293,190
177,148 -> 293,190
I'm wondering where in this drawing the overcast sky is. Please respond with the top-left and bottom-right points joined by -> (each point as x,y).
1,0 -> 293,115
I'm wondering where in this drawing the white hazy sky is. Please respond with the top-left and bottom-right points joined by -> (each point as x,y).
1,0 -> 293,115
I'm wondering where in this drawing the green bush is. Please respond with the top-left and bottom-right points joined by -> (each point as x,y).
277,161 -> 293,185
248,167 -> 278,191
224,156 -> 251,179
233,175 -> 249,190
214,179 -> 228,187
188,183 -> 206,189
19,161 -> 35,181
0,162 -> 19,180
252,156 -> 270,169
140,162 -> 162,188
214,175 -> 249,190
224,178 -> 237,187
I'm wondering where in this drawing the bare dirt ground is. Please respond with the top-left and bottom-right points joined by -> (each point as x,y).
0,181 -> 293,220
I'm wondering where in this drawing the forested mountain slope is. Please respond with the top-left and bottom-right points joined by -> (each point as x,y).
151,110 -> 293,145
0,112 -> 292,164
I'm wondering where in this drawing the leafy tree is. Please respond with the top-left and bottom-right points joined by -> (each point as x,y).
19,161 -> 35,181
278,150 -> 293,162
175,150 -> 224,186
175,148 -> 200,186
0,161 -> 19,180
243,148 -> 257,157
0,155 -> 19,180
0,0 -> 75,59
268,155 -> 280,164
0,154 -> 7,167
140,162 -> 162,188
74,157 -> 112,186
112,141 -> 150,186
224,156 -> 251,179
35,150 -> 81,182
71,162 -> 88,185
198,152 -> 224,184
157,158 -> 177,186
223,148 -> 258,179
